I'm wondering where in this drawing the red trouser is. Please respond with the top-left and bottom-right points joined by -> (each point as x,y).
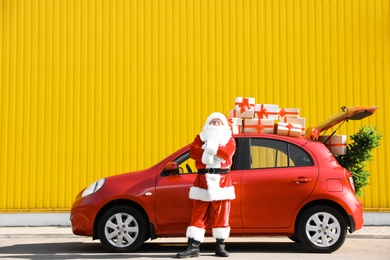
189,199 -> 231,229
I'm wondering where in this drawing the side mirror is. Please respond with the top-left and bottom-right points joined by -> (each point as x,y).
164,162 -> 180,175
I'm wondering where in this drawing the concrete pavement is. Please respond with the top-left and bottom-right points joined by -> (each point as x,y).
0,225 -> 389,239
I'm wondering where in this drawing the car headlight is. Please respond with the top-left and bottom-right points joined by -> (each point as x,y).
81,178 -> 106,197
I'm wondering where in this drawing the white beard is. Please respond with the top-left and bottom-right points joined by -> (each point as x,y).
199,125 -> 232,146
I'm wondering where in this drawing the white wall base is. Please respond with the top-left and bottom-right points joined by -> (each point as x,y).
363,212 -> 390,225
0,213 -> 70,226
0,212 -> 389,226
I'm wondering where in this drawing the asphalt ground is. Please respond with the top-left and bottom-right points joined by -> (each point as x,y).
0,225 -> 389,239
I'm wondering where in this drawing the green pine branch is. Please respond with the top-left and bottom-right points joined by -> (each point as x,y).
335,125 -> 382,196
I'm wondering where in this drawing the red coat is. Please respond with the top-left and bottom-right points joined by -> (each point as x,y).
188,135 -> 236,202
190,135 -> 236,169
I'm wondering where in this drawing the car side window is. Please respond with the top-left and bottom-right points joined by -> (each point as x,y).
173,151 -> 197,174
249,138 -> 313,169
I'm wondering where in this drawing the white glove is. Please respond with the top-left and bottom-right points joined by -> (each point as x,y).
202,151 -> 214,165
205,139 -> 219,155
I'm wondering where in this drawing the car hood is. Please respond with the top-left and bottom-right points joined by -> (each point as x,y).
306,106 -> 379,139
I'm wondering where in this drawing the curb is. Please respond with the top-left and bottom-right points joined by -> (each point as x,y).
347,234 -> 390,239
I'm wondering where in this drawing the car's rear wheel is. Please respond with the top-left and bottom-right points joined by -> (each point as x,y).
297,205 -> 347,253
98,205 -> 147,252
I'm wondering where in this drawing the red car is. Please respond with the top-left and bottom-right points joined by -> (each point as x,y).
71,106 -> 377,253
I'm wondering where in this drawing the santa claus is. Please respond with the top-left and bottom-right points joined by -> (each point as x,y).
177,112 -> 236,258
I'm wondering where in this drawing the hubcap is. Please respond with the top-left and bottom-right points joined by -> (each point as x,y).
104,212 -> 139,248
305,212 -> 341,247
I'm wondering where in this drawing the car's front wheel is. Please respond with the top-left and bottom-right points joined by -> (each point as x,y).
98,205 -> 147,252
297,205 -> 347,253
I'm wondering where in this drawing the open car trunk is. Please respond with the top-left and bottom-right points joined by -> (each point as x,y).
306,106 -> 379,139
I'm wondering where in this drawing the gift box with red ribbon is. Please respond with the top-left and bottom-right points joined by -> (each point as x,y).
235,97 -> 255,112
232,97 -> 255,118
278,108 -> 300,122
276,122 -> 302,137
254,104 -> 279,120
286,117 -> 306,135
318,135 -> 347,155
229,109 -> 254,119
227,117 -> 243,134
243,118 -> 275,134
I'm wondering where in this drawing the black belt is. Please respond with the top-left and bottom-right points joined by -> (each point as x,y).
198,168 -> 229,174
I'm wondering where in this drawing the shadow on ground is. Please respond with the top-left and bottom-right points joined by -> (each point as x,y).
0,241 -> 309,259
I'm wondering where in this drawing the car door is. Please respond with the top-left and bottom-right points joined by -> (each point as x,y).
155,140 -> 244,232
240,137 -> 318,228
154,151 -> 196,231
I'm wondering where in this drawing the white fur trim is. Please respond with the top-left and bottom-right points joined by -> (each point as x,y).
212,227 -> 231,239
205,139 -> 219,155
189,186 -> 211,201
204,112 -> 229,127
186,226 -> 206,242
210,186 -> 235,201
206,159 -> 221,169
202,151 -> 214,165
206,173 -> 221,191
189,174 -> 236,202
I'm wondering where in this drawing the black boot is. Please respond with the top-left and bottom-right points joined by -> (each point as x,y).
215,239 -> 229,257
176,238 -> 201,258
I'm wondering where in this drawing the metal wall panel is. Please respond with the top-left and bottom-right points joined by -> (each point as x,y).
1,0 -> 389,211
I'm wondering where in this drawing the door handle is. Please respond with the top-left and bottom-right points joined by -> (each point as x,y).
294,177 -> 312,184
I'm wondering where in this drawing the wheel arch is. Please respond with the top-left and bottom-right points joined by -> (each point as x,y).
295,200 -> 352,233
93,199 -> 151,240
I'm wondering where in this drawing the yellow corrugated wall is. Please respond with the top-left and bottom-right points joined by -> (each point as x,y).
1,0 -> 389,212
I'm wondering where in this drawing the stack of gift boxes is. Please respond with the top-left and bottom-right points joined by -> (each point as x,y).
227,97 -> 346,155
228,97 -> 305,137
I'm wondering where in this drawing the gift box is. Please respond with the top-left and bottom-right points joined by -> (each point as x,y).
286,117 -> 306,135
318,135 -> 347,155
229,109 -> 255,119
278,108 -> 300,122
235,97 -> 255,113
255,104 -> 279,120
228,117 -> 243,134
276,122 -> 302,137
243,118 -> 274,134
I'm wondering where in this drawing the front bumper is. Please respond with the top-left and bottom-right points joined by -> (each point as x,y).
70,193 -> 103,237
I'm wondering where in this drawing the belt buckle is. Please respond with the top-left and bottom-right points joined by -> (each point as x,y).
207,168 -> 216,174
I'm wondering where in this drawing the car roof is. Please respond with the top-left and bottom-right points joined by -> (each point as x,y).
233,132 -> 310,144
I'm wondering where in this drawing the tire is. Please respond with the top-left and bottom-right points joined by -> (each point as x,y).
297,205 -> 347,253
288,234 -> 301,243
98,205 -> 147,252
